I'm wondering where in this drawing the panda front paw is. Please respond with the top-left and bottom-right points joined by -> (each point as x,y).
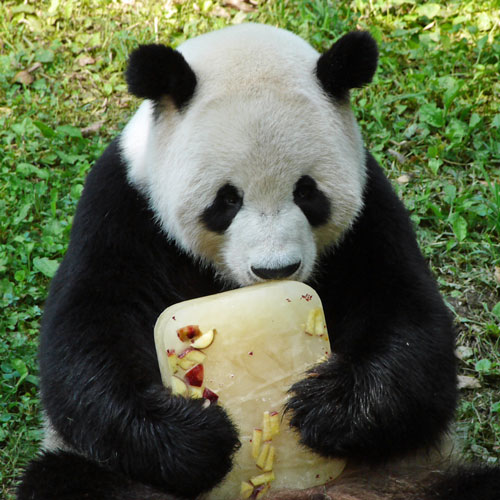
152,396 -> 240,497
286,349 -> 457,465
107,388 -> 240,499
285,354 -> 396,463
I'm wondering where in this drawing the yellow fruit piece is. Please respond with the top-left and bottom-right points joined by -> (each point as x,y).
167,351 -> 178,374
189,386 -> 203,399
191,328 -> 216,349
269,411 -> 280,436
317,353 -> 329,364
171,376 -> 187,396
250,470 -> 275,487
240,481 -> 254,499
178,348 -> 206,370
255,483 -> 271,499
255,442 -> 270,469
314,309 -> 326,335
262,411 -> 272,441
263,445 -> 275,472
251,428 -> 263,459
305,308 -> 316,335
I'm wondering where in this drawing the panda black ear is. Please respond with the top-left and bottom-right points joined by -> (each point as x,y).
125,44 -> 197,109
316,31 -> 378,100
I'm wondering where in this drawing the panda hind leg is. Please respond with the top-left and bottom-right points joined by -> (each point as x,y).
16,450 -> 176,500
424,464 -> 500,500
264,465 -> 500,500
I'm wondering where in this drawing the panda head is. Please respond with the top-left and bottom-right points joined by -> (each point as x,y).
121,24 -> 378,287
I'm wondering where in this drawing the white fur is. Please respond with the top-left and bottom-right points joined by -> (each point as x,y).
121,23 -> 366,286
121,99 -> 154,188
42,415 -> 71,452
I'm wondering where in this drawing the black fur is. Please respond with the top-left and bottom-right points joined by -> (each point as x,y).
16,451 -> 175,500
426,465 -> 500,500
293,175 -> 331,227
126,44 -> 196,109
201,183 -> 243,233
316,31 -> 378,100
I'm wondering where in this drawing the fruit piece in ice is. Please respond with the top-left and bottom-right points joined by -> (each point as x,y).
185,364 -> 204,387
317,353 -> 329,364
202,387 -> 219,404
240,481 -> 254,499
166,349 -> 178,374
171,376 -> 188,396
262,411 -> 272,441
255,483 -> 271,499
177,325 -> 202,342
191,328 -> 216,349
314,309 -> 326,335
250,471 -> 275,487
256,442 -> 270,469
269,411 -> 280,437
305,308 -> 316,335
251,428 -> 263,459
263,445 -> 275,472
178,347 -> 206,370
305,308 -> 326,336
189,386 -> 204,399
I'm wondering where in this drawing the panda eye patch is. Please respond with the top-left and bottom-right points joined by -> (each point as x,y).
293,175 -> 331,227
201,183 -> 243,233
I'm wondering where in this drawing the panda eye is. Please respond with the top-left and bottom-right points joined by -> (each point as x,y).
222,189 -> 241,206
201,183 -> 243,234
293,175 -> 317,200
293,175 -> 331,227
293,178 -> 315,200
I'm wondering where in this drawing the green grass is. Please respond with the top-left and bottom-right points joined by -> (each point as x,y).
1,0 -> 499,498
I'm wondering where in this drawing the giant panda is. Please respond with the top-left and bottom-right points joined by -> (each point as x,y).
17,23 -> 500,500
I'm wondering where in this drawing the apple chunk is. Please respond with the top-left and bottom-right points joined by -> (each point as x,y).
269,411 -> 280,437
263,445 -> 275,472
256,442 -> 270,469
171,376 -> 188,396
189,386 -> 204,399
240,481 -> 253,499
185,364 -> 204,387
166,349 -> 178,374
250,470 -> 275,486
262,411 -> 272,441
202,387 -> 219,404
191,328 -> 216,349
251,428 -> 263,459
178,347 -> 206,370
177,325 -> 202,342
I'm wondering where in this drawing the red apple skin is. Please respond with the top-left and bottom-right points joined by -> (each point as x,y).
185,364 -> 204,387
178,347 -> 195,359
203,387 -> 219,404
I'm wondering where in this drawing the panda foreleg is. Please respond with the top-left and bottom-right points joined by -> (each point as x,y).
40,317 -> 240,498
36,139 -> 239,498
285,336 -> 455,464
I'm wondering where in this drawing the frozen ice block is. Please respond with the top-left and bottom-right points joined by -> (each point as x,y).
154,280 -> 345,499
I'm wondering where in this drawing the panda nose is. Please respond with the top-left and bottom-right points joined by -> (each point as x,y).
251,262 -> 301,280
